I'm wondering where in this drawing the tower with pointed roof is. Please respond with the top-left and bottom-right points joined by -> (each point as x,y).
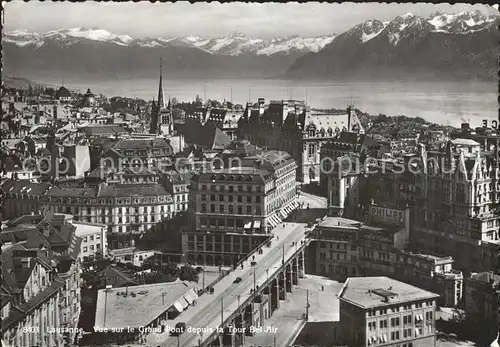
150,58 -> 173,135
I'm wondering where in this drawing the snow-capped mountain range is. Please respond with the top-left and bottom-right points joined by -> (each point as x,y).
341,10 -> 497,46
4,28 -> 336,56
287,10 -> 499,80
4,10 -> 499,80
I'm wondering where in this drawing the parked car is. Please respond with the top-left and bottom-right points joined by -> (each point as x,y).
233,277 -> 242,283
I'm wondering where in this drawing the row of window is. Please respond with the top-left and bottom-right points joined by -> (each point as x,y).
201,194 -> 262,203
200,218 -> 255,229
82,235 -> 101,242
367,302 -> 433,316
201,204 -> 262,215
199,184 -> 263,193
82,244 -> 101,252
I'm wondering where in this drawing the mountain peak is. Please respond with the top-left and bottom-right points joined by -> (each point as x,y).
228,31 -> 247,39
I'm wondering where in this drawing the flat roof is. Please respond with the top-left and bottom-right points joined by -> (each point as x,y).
317,217 -> 362,229
94,282 -> 195,329
72,222 -> 104,238
339,277 -> 439,309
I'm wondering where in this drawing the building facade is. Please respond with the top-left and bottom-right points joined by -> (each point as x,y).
310,215 -> 462,307
0,179 -> 51,220
338,277 -> 439,347
464,271 -> 499,343
183,150 -> 298,265
238,100 -> 364,183
40,183 -> 178,249
1,215 -> 82,347
72,221 -> 108,261
411,139 -> 500,273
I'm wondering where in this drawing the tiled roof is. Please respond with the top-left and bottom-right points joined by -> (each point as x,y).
98,184 -> 170,197
46,186 -> 97,198
112,137 -> 171,150
6,215 -> 42,227
193,168 -> 273,184
55,86 -> 71,98
1,179 -> 51,196
80,125 -> 127,135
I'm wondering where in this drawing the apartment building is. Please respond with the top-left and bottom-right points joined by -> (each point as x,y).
184,150 -> 298,265
40,183 -> 177,249
0,179 -> 51,220
1,216 -> 82,347
411,139 -> 500,273
310,215 -> 462,307
464,271 -> 499,343
73,221 -> 108,261
338,277 -> 439,347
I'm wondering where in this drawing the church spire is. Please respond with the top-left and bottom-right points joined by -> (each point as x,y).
157,58 -> 165,109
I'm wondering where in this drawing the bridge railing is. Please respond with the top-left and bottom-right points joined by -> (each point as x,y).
199,234 -> 275,296
201,240 -> 309,347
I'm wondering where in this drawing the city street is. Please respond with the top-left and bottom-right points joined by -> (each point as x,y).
146,223 -> 309,347
244,275 -> 343,347
297,191 -> 327,209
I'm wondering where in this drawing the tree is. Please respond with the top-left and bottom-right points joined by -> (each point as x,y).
171,97 -> 178,106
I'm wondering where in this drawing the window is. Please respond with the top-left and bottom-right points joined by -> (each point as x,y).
308,143 -> 315,157
210,204 -> 215,213
201,194 -> 206,201
403,315 -> 412,325
379,320 -> 387,328
210,194 -> 215,201
246,206 -> 252,215
238,206 -> 243,214
229,206 -> 234,214
201,204 -> 206,213
425,311 -> 433,321
219,205 -> 225,213
256,196 -> 261,203
368,322 -> 376,331
237,196 -> 243,203
228,195 -> 234,202
391,317 -> 400,327
83,247 -> 88,252
403,328 -> 412,338
219,195 -> 224,202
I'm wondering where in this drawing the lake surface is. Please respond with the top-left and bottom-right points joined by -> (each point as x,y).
48,78 -> 497,128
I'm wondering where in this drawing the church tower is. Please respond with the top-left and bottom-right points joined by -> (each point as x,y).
150,58 -> 173,135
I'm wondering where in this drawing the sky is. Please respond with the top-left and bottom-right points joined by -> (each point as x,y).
4,2 -> 498,39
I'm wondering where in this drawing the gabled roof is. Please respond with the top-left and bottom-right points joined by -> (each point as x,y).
210,127 -> 232,150
55,86 -> 71,99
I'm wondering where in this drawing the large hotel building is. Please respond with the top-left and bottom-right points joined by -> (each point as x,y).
183,150 -> 298,266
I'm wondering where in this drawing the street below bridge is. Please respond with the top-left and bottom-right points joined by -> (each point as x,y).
146,222 -> 309,347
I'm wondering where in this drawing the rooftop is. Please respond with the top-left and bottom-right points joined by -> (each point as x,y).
450,138 -> 480,146
339,276 -> 439,309
94,282 -> 196,329
317,217 -> 362,229
72,222 -> 105,238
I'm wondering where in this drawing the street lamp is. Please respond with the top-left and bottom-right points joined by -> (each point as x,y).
305,289 -> 310,320
266,268 -> 269,282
